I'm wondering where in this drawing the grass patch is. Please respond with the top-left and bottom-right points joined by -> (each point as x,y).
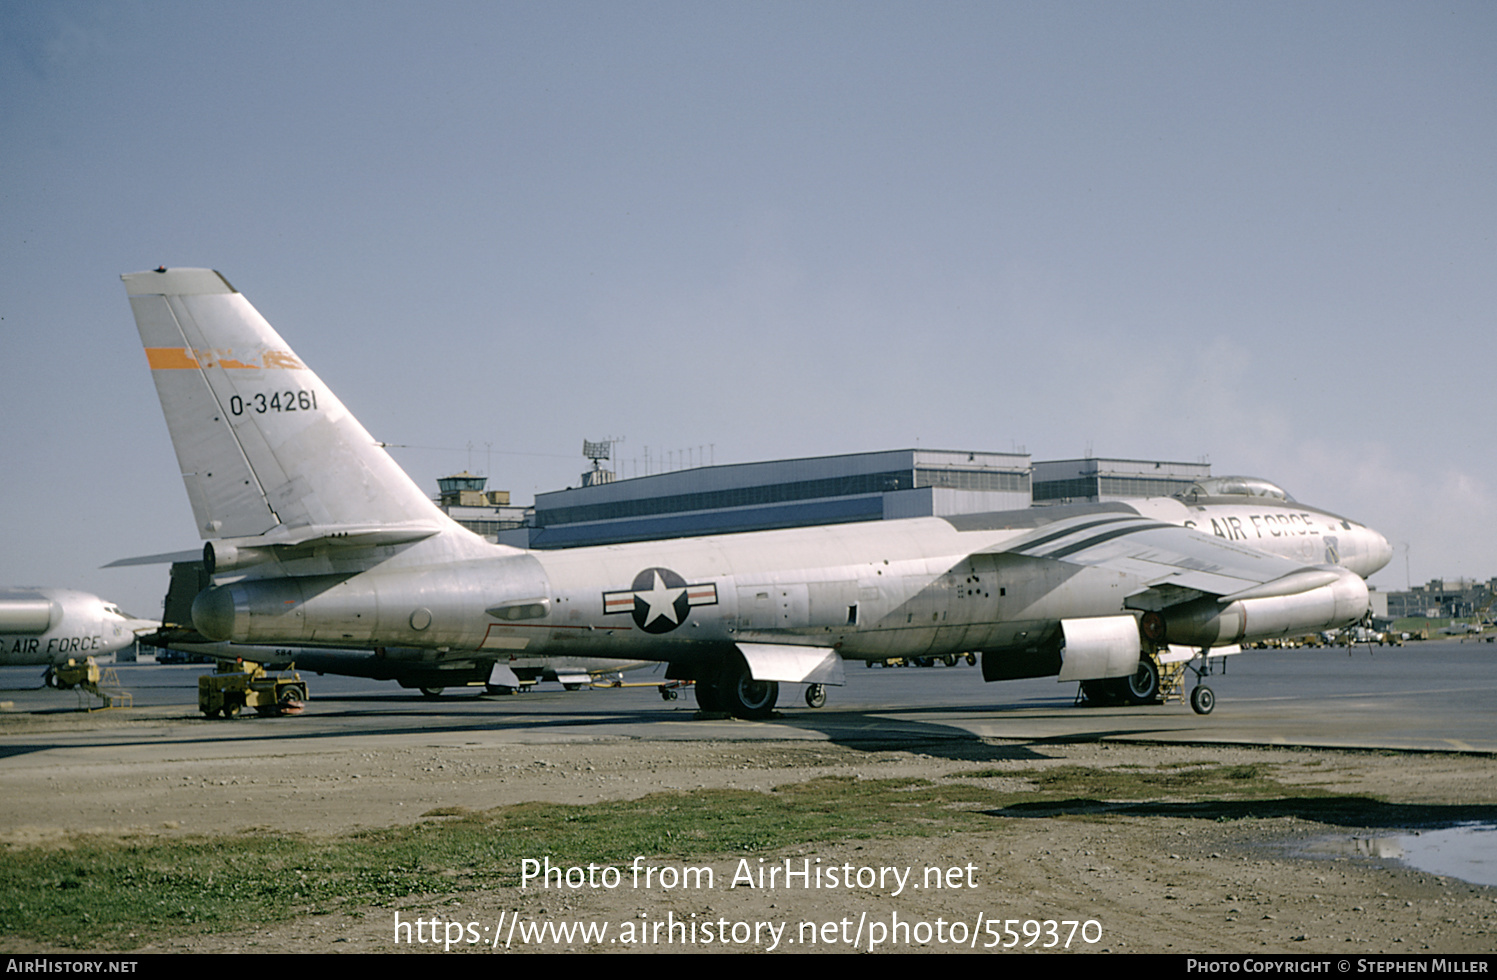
954,762 -> 1281,799
0,762 -> 1427,950
1,777 -> 998,948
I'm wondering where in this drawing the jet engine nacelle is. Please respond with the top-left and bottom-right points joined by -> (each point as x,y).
1153,566 -> 1369,648
0,595 -> 60,634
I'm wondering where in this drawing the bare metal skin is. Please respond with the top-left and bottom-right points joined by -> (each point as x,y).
121,269 -> 1390,718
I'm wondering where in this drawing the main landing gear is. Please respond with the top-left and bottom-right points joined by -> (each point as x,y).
1078,654 -> 1162,706
693,657 -> 779,720
1078,648 -> 1217,714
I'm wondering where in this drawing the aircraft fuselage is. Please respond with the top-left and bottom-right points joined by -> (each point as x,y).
0,588 -> 153,666
193,495 -> 1387,670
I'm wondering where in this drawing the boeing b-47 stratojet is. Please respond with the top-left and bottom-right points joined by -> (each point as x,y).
121,268 -> 1392,718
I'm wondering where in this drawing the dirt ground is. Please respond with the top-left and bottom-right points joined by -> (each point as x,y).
2,709 -> 1494,954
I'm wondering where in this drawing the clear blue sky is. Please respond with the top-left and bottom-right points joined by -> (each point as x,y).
2,1 -> 1493,617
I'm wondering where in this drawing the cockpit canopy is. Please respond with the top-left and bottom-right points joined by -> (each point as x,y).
1176,476 -> 1294,502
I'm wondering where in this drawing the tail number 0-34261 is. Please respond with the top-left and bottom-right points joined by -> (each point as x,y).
229,390 -> 318,415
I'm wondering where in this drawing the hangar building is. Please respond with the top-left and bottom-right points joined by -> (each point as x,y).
519,449 -> 1031,549
460,450 -> 1211,550
1031,457 -> 1211,505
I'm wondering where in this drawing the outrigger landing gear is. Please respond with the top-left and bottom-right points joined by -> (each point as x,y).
1190,685 -> 1216,715
1165,646 -> 1222,714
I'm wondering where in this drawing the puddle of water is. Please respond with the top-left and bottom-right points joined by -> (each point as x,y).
1318,824 -> 1497,886
1393,824 -> 1497,886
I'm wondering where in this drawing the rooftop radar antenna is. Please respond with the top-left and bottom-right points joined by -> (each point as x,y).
582,438 -> 619,487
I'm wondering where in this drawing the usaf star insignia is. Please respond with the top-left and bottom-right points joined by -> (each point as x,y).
602,567 -> 718,634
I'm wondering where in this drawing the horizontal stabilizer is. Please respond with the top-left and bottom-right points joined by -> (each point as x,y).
104,549 -> 208,568
205,523 -> 444,572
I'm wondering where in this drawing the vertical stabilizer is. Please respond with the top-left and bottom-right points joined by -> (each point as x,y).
122,268 -> 454,542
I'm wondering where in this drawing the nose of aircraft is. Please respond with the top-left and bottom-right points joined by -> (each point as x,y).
1368,527 -> 1394,576
1359,526 -> 1389,577
128,616 -> 161,635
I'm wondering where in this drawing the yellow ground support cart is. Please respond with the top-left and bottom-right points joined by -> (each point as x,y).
43,657 -> 133,710
199,660 -> 307,718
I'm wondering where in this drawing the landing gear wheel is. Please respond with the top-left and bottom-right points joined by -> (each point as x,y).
419,686 -> 445,698
1190,685 -> 1215,715
1079,679 -> 1120,705
484,684 -> 515,696
694,678 -> 725,713
804,683 -> 827,708
563,683 -> 583,691
1124,657 -> 1161,704
660,686 -> 678,701
726,671 -> 778,720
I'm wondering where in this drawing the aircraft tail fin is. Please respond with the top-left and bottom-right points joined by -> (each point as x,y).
122,268 -> 464,548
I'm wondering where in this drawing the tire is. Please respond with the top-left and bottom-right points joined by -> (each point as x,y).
1123,658 -> 1161,704
714,662 -> 778,720
804,683 -> 827,709
277,687 -> 306,716
1190,685 -> 1216,715
1079,679 -> 1120,705
694,677 -> 723,712
419,686 -> 445,698
563,683 -> 583,691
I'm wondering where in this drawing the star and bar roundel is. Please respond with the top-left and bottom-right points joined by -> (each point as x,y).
602,567 -> 718,634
